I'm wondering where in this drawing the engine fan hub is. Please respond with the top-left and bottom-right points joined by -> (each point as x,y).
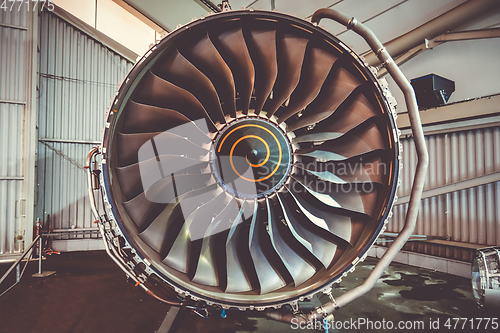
211,117 -> 292,199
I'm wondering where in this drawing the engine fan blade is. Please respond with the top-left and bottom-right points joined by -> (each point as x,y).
292,94 -> 378,142
137,202 -> 182,254
291,173 -> 378,218
244,28 -> 277,114
132,71 -> 213,129
116,155 -> 208,200
153,49 -> 225,124
137,184 -> 221,255
117,131 -> 209,167
266,35 -> 309,117
225,200 -> 257,293
145,173 -> 215,204
162,187 -> 225,273
214,28 -> 255,114
295,122 -> 385,162
286,183 -> 354,245
295,154 -> 387,185
192,196 -> 242,287
286,67 -> 362,132
248,200 -> 288,294
121,101 -> 197,134
122,176 -> 216,230
277,192 -> 339,269
122,192 -> 167,232
266,198 -> 318,286
180,32 -> 236,118
276,47 -> 338,122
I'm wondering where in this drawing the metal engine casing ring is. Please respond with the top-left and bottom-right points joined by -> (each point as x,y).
98,9 -> 401,310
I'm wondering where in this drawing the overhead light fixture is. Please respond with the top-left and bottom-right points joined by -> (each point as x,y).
410,74 -> 455,109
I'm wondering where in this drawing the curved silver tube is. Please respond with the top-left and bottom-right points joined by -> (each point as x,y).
86,146 -> 101,222
85,147 -> 142,284
305,8 -> 429,320
85,146 -> 183,306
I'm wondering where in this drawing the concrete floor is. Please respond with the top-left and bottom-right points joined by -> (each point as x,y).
0,251 -> 170,333
0,251 -> 496,333
172,258 -> 497,333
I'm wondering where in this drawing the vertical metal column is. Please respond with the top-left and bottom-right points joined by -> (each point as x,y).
32,236 -> 56,278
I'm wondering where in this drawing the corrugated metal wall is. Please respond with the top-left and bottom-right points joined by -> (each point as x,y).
3,4 -> 497,268
388,126 -> 500,261
36,10 -> 132,248
0,10 -> 29,256
0,104 -> 24,255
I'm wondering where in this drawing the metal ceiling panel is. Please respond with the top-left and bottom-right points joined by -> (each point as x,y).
316,0 -> 409,35
197,0 -> 469,55
326,0 -> 468,54
113,0 -> 473,53
116,0 -> 210,31
229,0 -> 272,10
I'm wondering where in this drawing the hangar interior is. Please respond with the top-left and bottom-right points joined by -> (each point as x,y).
1,0 -> 500,332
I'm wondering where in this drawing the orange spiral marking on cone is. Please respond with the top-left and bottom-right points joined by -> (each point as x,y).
219,124 -> 282,183
230,135 -> 269,171
238,136 -> 270,168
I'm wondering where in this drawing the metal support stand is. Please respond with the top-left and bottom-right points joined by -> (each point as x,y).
32,236 -> 56,278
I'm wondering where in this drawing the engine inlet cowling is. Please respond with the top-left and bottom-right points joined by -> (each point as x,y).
100,9 -> 400,310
